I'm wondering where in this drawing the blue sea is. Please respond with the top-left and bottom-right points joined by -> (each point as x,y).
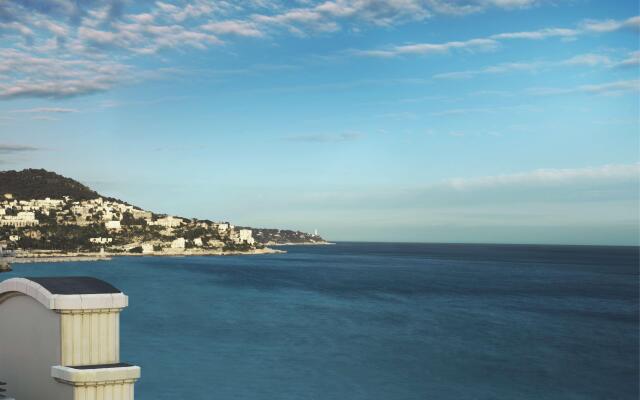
3,243 -> 639,400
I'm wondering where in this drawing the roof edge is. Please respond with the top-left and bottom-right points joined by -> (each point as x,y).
0,278 -> 128,310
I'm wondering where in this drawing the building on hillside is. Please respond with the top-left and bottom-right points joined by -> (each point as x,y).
230,229 -> 255,245
152,216 -> 183,228
193,238 -> 203,247
171,237 -> 186,249
89,237 -> 112,245
215,223 -> 230,235
142,243 -> 154,254
33,198 -> 64,208
131,209 -> 152,219
239,229 -> 255,245
208,239 -> 224,248
0,212 -> 39,227
104,220 -> 121,230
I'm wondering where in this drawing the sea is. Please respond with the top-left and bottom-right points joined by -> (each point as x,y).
3,243 -> 639,400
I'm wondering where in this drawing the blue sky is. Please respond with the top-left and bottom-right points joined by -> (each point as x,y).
0,0 -> 638,245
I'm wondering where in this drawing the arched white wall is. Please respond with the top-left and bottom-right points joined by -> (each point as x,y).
0,294 -> 73,400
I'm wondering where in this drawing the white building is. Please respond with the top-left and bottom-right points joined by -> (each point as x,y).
152,216 -> 183,228
193,238 -> 203,247
89,237 -> 112,244
239,229 -> 255,245
216,223 -> 230,235
0,212 -> 39,227
33,198 -> 64,208
131,209 -> 152,219
105,220 -> 121,230
141,243 -> 154,254
171,237 -> 186,249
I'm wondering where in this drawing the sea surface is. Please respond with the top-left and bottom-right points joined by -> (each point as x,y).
3,243 -> 639,400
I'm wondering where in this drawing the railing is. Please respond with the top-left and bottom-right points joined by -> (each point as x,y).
0,380 -> 6,398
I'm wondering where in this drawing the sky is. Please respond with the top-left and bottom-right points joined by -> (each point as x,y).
0,0 -> 638,245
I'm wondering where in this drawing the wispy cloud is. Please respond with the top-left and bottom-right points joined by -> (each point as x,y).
490,27 -> 579,40
527,79 -> 640,96
355,15 -> 639,58
433,52 -> 615,79
353,38 -> 498,58
201,20 -> 264,37
615,51 -> 640,68
0,144 -> 41,154
0,48 -> 129,100
430,104 -> 540,116
581,15 -> 640,33
444,163 -> 640,190
0,1 -> 637,101
10,107 -> 79,113
284,132 -> 363,143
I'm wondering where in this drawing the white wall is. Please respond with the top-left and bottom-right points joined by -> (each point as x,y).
0,294 -> 73,400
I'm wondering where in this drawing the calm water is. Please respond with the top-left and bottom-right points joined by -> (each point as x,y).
3,243 -> 639,399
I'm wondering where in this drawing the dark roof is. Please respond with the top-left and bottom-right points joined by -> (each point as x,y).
71,363 -> 132,370
28,277 -> 121,295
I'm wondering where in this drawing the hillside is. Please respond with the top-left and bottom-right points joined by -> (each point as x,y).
0,168 -> 327,247
240,227 -> 327,245
0,169 -> 100,200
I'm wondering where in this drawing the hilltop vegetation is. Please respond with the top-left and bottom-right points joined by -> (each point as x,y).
0,169 -> 100,200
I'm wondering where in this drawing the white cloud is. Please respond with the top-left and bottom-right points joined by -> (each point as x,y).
425,0 -> 539,16
355,38 -> 498,57
284,132 -> 363,142
429,104 -> 539,116
528,79 -> 640,96
615,51 -> 640,68
251,0 -> 432,34
0,21 -> 34,37
490,27 -> 578,40
0,0 -> 637,101
10,107 -> 79,113
356,15 -> 639,58
0,48 -> 130,99
444,164 -> 640,190
560,53 -> 612,66
433,52 -> 613,79
581,15 -> 640,33
201,20 -> 264,37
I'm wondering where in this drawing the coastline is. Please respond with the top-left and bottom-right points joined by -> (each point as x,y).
267,241 -> 335,246
1,247 -> 286,266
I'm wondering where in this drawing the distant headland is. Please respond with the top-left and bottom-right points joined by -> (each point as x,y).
0,169 -> 329,263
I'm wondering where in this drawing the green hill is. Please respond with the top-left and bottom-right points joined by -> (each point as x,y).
0,169 -> 100,200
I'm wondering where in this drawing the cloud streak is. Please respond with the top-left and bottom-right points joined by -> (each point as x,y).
355,15 -> 639,58
433,52 -> 618,79
444,164 -> 640,190
284,132 -> 363,143
0,144 -> 41,154
354,38 -> 498,58
10,107 -> 79,113
527,79 -> 640,96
